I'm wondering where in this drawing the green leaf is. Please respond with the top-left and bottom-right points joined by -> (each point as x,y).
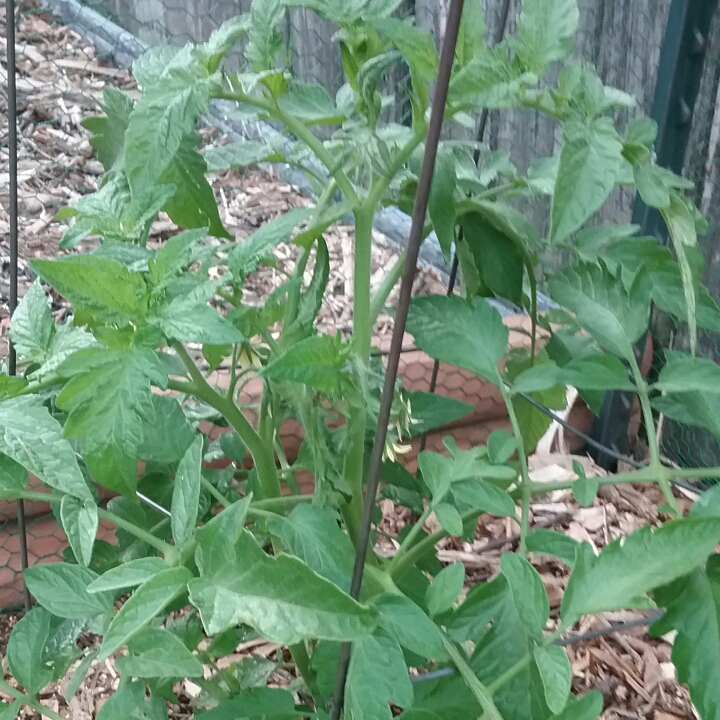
428,146 -> 456,261
245,0 -> 286,73
653,556 -> 720,720
195,496 -> 253,576
264,504 -> 355,591
151,290 -> 245,345
0,396 -> 91,500
196,688 -> 297,720
189,530 -> 377,643
516,0 -> 579,75
487,429 -> 516,464
661,193 -> 698,356
118,627 -> 203,678
426,563 -> 465,616
652,391 -> 720,438
198,15 -> 250,72
534,645 -> 572,715
57,347 -> 167,498
160,134 -> 230,238
10,280 -> 54,364
88,557 -> 168,594
0,453 -> 28,492
456,0 -> 485,66
375,593 -> 446,660
99,566 -> 193,660
407,296 -> 508,384
370,16 -> 438,81
572,476 -> 599,507
461,211 -> 525,305
549,692 -> 603,720
82,87 -> 134,171
150,227 -> 208,287
548,263 -> 649,360
229,208 -> 314,278
0,701 -> 21,720
654,351 -> 720,394
125,76 -> 210,197
278,82 -> 344,125
434,502 -> 464,536
262,334 -> 348,395
451,478 -> 516,517
24,563 -> 112,620
550,118 -> 624,244
633,157 -> 671,209
96,679 -> 168,720
60,495 -> 98,567
345,631 -> 413,720
139,395 -> 196,464
171,435 -> 203,550
29,324 -> 98,382
65,650 -> 98,701
7,608 -> 54,695
526,529 -> 580,566
501,554 -> 549,638
30,255 -> 146,319
505,349 -> 566,453
448,46 -> 527,111
560,354 -> 635,391
562,518 -> 720,623
202,139 -> 285,171
405,392 -> 474,438
132,45 -> 181,89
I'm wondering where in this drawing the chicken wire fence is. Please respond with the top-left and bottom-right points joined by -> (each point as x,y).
0,0 -> 717,610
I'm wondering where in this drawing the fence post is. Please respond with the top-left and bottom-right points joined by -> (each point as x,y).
590,0 -> 718,470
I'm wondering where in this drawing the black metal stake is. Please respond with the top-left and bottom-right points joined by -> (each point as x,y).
328,2 -> 465,717
419,0 -> 513,453
5,0 -> 32,612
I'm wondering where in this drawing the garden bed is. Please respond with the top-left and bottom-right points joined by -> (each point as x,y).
0,2 -> 704,719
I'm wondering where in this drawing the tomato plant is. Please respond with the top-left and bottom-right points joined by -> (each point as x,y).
2,0 -> 720,718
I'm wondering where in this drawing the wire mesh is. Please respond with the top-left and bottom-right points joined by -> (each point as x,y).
0,0 -> 710,614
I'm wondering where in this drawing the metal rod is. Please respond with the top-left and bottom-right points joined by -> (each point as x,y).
328,3 -> 466,716
5,0 -> 31,613
419,0 -> 513,453
136,492 -> 172,518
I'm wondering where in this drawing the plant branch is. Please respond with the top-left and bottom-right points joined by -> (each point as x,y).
0,678 -> 68,720
498,377 -> 532,554
440,635 -> 504,720
628,354 -> 680,516
214,91 -> 360,207
365,131 -> 425,210
96,507 -> 177,560
170,343 -> 281,500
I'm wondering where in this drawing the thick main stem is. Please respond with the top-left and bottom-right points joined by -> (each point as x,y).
342,206 -> 376,545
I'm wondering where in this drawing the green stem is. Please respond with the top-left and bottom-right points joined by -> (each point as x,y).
485,654 -> 532,696
96,508 -> 177,560
392,505 -> 433,564
342,205 -> 376,546
215,91 -> 360,208
628,354 -> 680,516
169,344 -> 281,500
498,378 -> 531,554
390,508 -> 483,580
16,375 -> 64,396
365,131 -> 425,210
250,495 -> 312,513
0,678 -> 68,720
441,635 -> 504,720
370,251 -> 405,325
283,244 -> 312,329
201,476 -> 231,508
